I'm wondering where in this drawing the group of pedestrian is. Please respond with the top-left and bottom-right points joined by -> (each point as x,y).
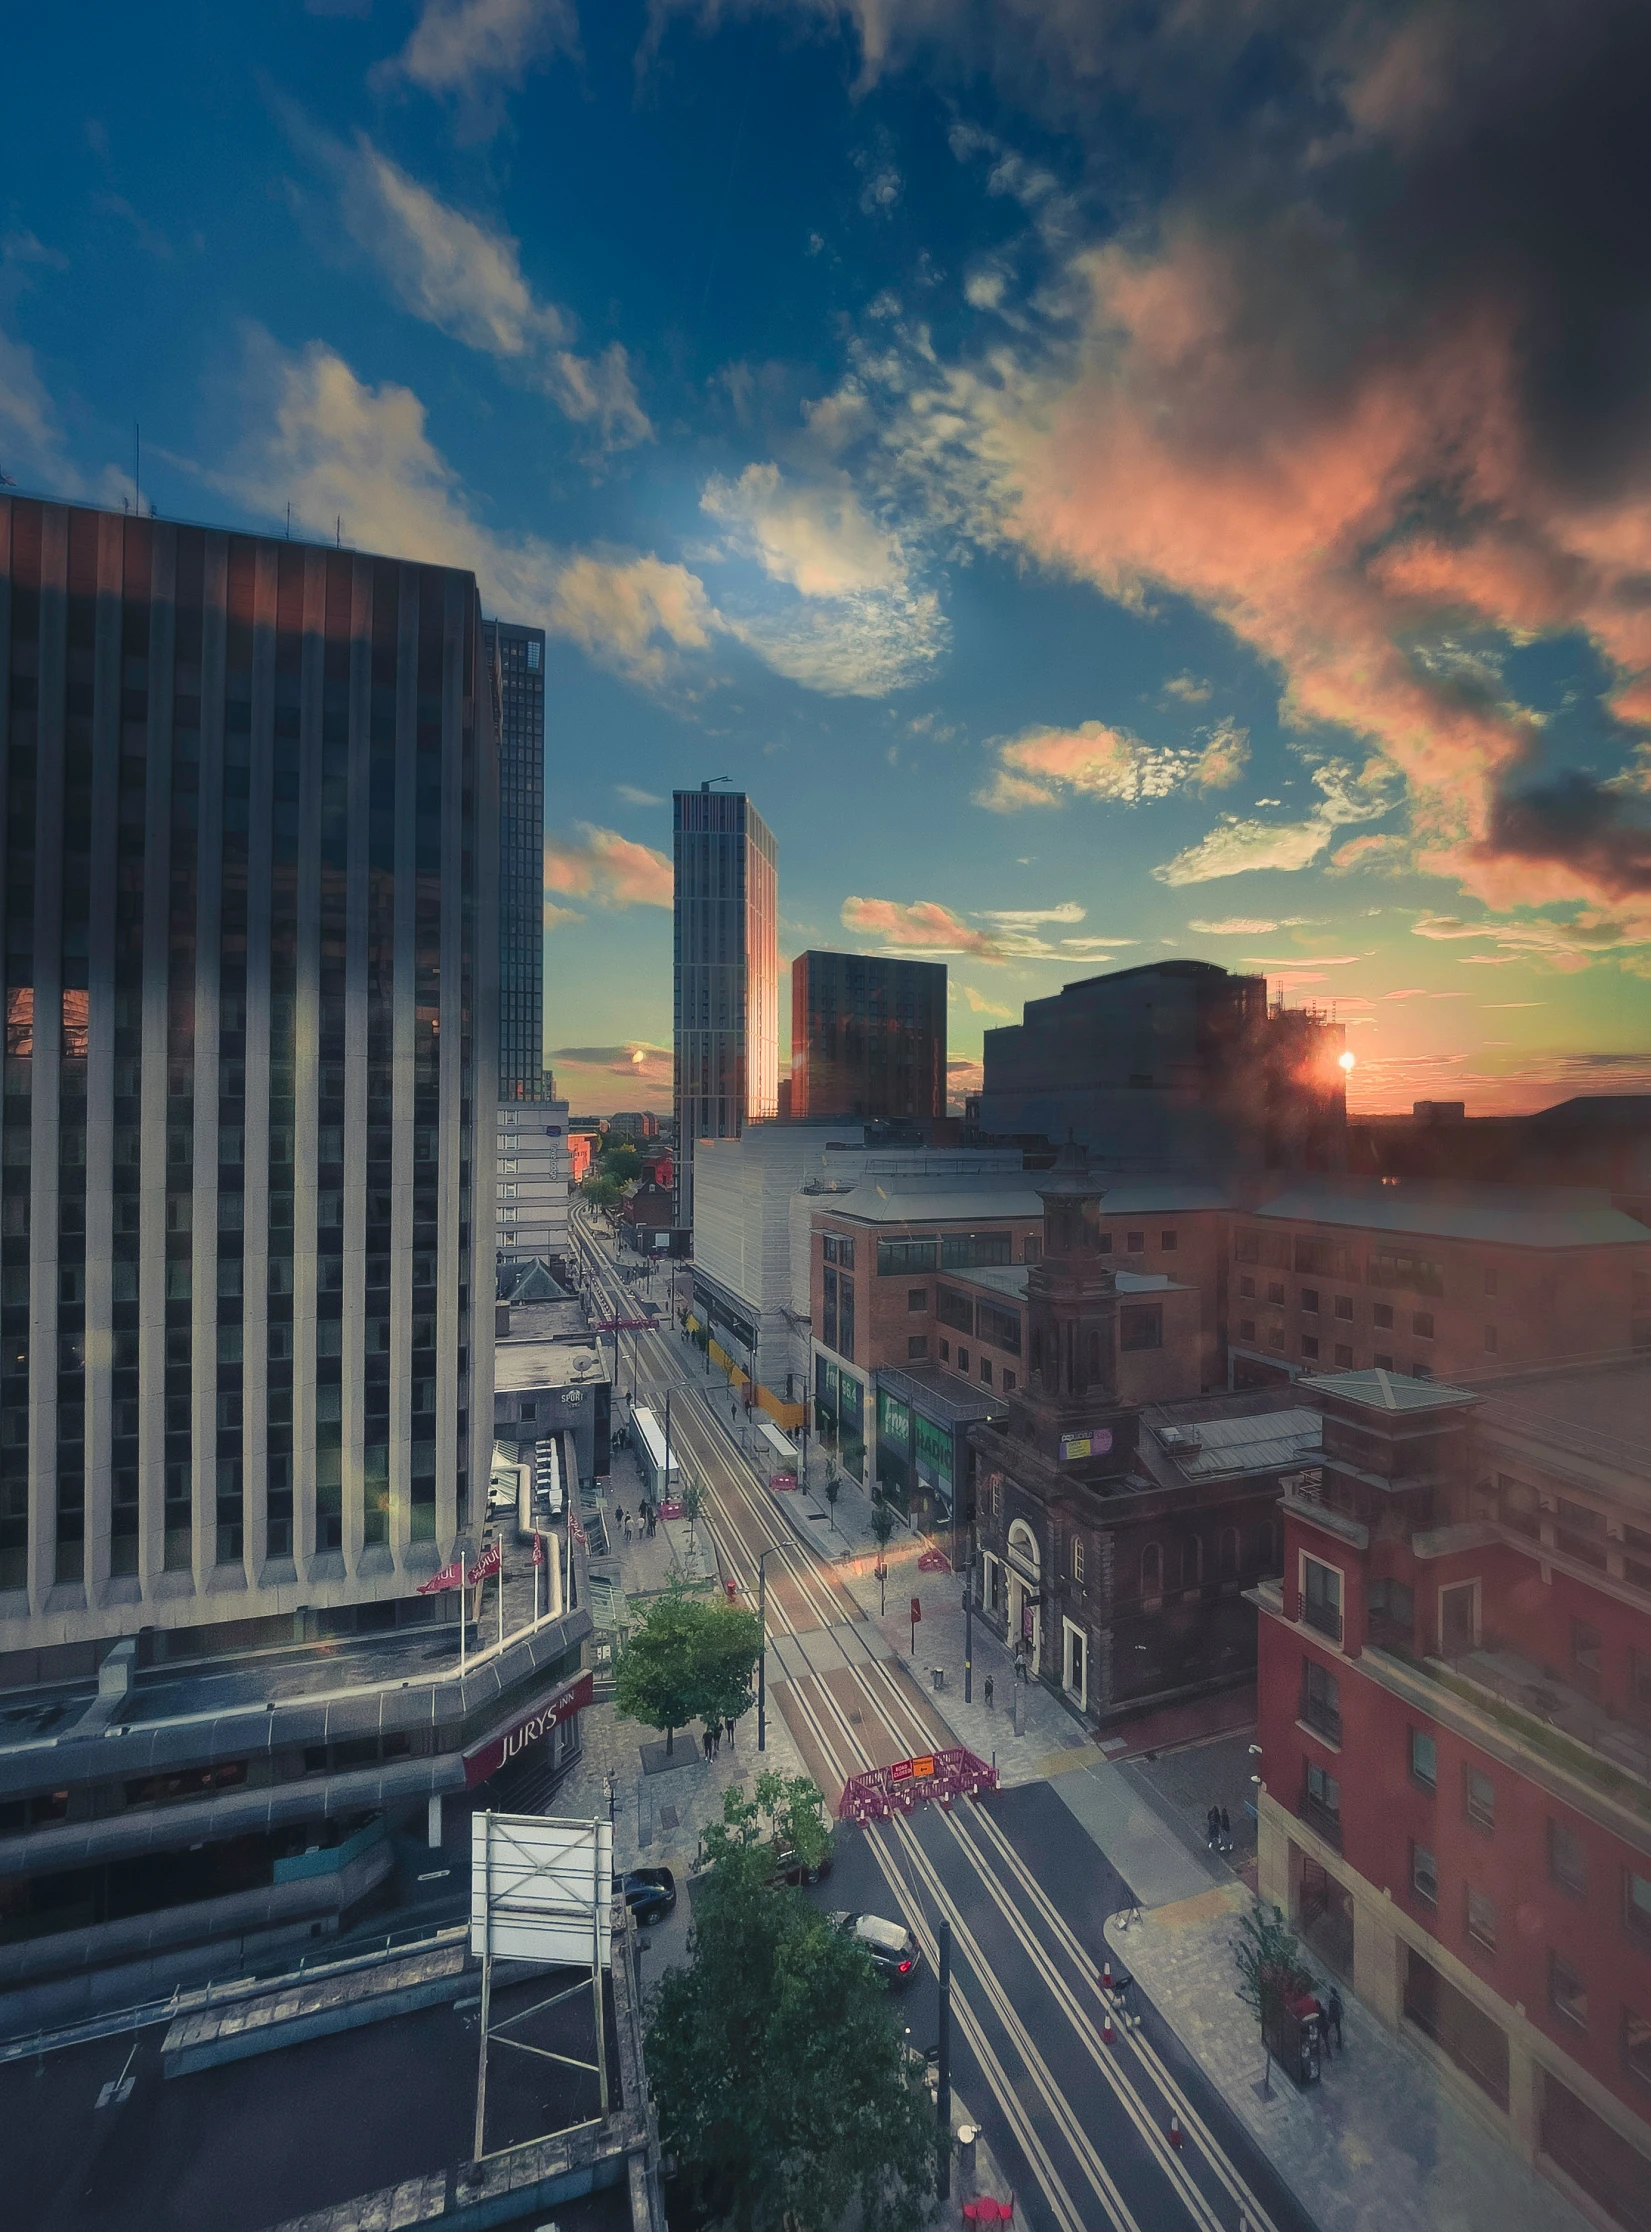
700,1716 -> 738,1761
611,1499 -> 659,1545
1205,1805 -> 1234,1854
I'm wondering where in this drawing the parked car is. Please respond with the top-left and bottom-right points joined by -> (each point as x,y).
830,1910 -> 920,1985
768,1839 -> 833,1888
613,1866 -> 677,1925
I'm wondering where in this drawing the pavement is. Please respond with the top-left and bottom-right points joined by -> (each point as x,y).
1103,1882 -> 1589,2232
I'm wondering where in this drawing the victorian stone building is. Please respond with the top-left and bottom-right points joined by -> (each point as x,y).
969,1141 -> 1317,1725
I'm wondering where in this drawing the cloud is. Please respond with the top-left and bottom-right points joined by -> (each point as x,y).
979,717 -> 1247,811
962,985 -> 1013,1017
1410,909 -> 1651,971
1186,917 -> 1278,935
0,234 -> 81,497
1153,760 -> 1396,885
840,896 -> 998,957
975,902 -> 1085,928
214,334 -> 711,690
1163,672 -> 1212,704
1240,954 -> 1361,968
545,825 -> 673,909
334,136 -> 649,449
757,0 -> 1651,926
615,784 -> 665,806
374,0 -> 578,125
700,462 -> 944,695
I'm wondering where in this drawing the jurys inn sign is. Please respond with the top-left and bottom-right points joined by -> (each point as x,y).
462,1667 -> 594,1788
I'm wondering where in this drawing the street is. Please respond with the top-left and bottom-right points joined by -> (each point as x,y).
573,1210 -> 1316,2232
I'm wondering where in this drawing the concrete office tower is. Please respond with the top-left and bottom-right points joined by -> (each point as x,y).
496,1097 -> 571,1269
482,618 -> 546,1103
790,950 -> 946,1122
0,499 -> 497,1667
978,960 -> 1347,1175
672,785 -> 777,1232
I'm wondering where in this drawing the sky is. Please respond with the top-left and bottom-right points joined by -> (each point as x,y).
3,0 -> 1650,1118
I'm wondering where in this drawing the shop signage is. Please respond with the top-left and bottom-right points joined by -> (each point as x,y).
878,1390 -> 911,1445
1060,1428 -> 1113,1461
463,1668 -> 595,1787
913,1413 -> 952,1479
889,1754 -> 936,1783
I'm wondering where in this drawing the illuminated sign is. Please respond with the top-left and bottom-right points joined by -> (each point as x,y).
1060,1428 -> 1113,1461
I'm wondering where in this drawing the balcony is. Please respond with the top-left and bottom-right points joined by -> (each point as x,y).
1301,1692 -> 1344,1747
1299,1792 -> 1343,1849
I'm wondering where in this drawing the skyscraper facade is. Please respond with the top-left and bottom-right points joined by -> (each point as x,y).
790,949 -> 946,1122
672,785 -> 777,1232
483,618 -> 546,1103
0,498 -> 497,1663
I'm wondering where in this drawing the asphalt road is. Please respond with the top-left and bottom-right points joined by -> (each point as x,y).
577,1211 -> 1323,2232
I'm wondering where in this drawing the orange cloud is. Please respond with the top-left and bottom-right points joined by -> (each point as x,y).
839,895 -> 998,955
544,824 -> 672,909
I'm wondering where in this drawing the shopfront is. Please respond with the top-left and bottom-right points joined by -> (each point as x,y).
813,1354 -> 866,1483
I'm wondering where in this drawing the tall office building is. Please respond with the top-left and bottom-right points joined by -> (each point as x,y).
483,618 -> 546,1103
672,785 -> 777,1232
790,949 -> 946,1121
0,498 -> 497,1662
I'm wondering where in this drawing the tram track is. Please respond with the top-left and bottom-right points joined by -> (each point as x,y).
571,1215 -> 1292,2232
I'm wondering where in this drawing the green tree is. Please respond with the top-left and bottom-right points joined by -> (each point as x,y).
580,1170 -> 624,1215
612,1580 -> 760,1756
1232,1901 -> 1317,2081
870,1497 -> 896,1615
682,1479 -> 704,1545
752,1769 -> 834,1876
600,1138 -> 642,1185
646,1829 -> 939,2232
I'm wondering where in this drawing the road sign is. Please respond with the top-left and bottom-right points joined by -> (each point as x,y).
910,1596 -> 922,1623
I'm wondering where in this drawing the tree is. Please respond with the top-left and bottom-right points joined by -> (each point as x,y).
752,1769 -> 834,1877
580,1170 -> 624,1216
600,1138 -> 642,1185
646,1825 -> 939,2232
1231,1901 -> 1317,2083
612,1579 -> 760,1756
682,1478 -> 704,1545
870,1497 -> 896,1616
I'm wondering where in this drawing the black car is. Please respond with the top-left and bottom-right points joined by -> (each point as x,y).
613,1866 -> 677,1925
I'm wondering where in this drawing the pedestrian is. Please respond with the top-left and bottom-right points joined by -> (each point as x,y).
702,1726 -> 713,1761
647,1508 -> 657,1538
1326,1985 -> 1344,2053
1206,1806 -> 1220,1851
1219,1805 -> 1232,1853
711,1723 -> 721,1759
614,1504 -> 625,1534
724,1716 -> 736,1750
984,1674 -> 994,1710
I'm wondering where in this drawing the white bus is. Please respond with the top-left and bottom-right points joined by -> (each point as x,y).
632,1406 -> 682,1500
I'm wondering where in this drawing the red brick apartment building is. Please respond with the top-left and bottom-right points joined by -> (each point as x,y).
1256,1358 -> 1651,2232
1229,1181 -> 1651,1391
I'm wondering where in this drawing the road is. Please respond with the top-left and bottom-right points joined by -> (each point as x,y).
573,1211 -> 1318,2232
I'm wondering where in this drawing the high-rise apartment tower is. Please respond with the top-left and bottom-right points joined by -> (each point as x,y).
0,499 -> 497,1663
790,949 -> 946,1122
672,785 -> 777,1231
483,618 -> 546,1103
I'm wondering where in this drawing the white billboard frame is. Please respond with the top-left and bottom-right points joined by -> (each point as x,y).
470,1810 -> 613,1969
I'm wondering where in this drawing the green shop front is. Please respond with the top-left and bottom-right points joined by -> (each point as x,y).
813,1353 -> 867,1482
872,1367 -> 1004,1543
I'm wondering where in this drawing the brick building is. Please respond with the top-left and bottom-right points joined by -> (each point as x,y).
964,1143 -> 1318,1724
1228,1181 -> 1651,1392
1255,1358 -> 1651,2231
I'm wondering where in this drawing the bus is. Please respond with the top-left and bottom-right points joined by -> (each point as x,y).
632,1406 -> 682,1502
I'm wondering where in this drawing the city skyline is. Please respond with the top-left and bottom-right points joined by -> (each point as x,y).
3,4 -> 1650,1121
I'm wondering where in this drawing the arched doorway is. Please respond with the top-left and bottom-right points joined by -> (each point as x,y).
1006,1517 -> 1042,1675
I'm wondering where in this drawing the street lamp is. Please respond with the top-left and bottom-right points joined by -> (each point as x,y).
756,1546 -> 776,1753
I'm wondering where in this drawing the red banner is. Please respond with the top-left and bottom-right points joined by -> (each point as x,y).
417,1555 -> 463,1596
467,1541 -> 502,1587
463,1669 -> 594,1787
416,1540 -> 503,1595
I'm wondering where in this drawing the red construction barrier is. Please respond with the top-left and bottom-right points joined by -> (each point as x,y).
838,1746 -> 998,1823
916,1546 -> 951,1573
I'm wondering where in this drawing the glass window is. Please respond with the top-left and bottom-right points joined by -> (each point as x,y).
1626,2008 -> 1651,2087
1302,1556 -> 1343,1642
1549,1953 -> 1588,2029
1301,1658 -> 1341,1743
1120,1304 -> 1162,1351
906,1335 -> 927,1360
1467,1887 -> 1496,1953
908,1288 -> 928,1312
1626,1869 -> 1651,1949
1465,1766 -> 1495,1831
1126,1230 -> 1145,1253
1572,1618 -> 1602,1673
1410,1728 -> 1437,1791
1549,1819 -> 1587,1897
1071,1537 -> 1085,1583
1301,1287 -> 1320,1314
1411,1842 -> 1438,1905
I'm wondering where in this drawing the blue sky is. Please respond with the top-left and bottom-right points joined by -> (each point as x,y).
4,0 -> 1650,1114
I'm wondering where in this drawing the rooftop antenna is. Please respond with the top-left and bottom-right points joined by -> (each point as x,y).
335,515 -> 342,547
285,502 -> 291,540
133,421 -> 140,518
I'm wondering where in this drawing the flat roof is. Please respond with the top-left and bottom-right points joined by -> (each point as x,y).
876,1365 -> 1007,1425
819,1182 -> 1045,1225
494,1339 -> 610,1393
1253,1181 -> 1651,1249
1472,1356 -> 1651,1479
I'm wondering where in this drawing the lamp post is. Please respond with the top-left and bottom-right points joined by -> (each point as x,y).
757,1547 -> 775,1753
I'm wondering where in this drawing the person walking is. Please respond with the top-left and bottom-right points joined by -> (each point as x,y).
701,1726 -> 713,1761
613,1504 -> 625,1535
984,1674 -> 994,1711
1206,1805 -> 1221,1851
1219,1805 -> 1232,1854
1326,1985 -> 1344,2054
711,1722 -> 721,1759
724,1715 -> 736,1750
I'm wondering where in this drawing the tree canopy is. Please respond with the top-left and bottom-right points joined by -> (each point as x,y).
646,1814 -> 939,2232
718,1770 -> 835,1877
611,1579 -> 760,1754
1232,1901 -> 1317,2031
